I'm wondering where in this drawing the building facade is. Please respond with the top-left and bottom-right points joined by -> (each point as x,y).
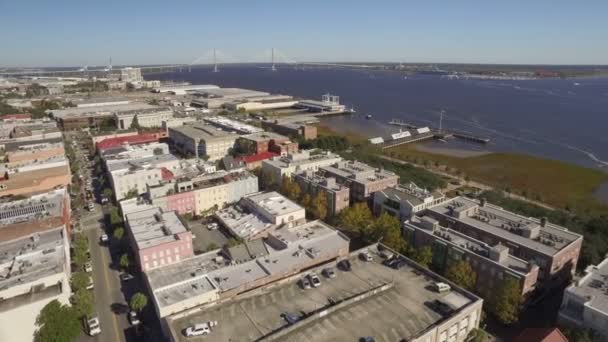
373,183 -> 445,221
261,150 -> 342,181
168,123 -> 238,160
320,160 -> 399,202
294,171 -> 350,216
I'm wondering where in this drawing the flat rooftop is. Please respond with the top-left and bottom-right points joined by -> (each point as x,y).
379,183 -> 443,206
244,191 -> 303,218
321,160 -> 398,185
264,150 -> 341,169
169,244 -> 478,342
564,258 -> 608,313
203,116 -> 263,134
107,154 -> 178,173
193,87 -> 269,99
0,137 -> 63,153
242,131 -> 289,142
428,197 -> 582,256
0,188 -> 66,226
125,208 -> 188,250
147,220 -> 349,310
114,106 -> 172,117
50,103 -> 155,119
0,226 -> 66,292
170,123 -> 238,141
295,172 -> 346,192
215,205 -> 272,240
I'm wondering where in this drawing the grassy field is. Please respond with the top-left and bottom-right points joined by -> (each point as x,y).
386,144 -> 608,215
315,123 -> 608,215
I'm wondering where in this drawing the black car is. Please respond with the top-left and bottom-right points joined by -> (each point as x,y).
337,259 -> 352,271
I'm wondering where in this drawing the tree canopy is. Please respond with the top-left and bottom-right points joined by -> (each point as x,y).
130,292 -> 148,313
34,300 -> 81,342
411,246 -> 433,268
119,254 -> 130,270
491,277 -> 522,324
445,260 -> 477,290
309,192 -> 328,220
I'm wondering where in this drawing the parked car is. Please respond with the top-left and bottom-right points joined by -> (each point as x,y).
87,202 -> 95,211
322,267 -> 336,279
128,311 -> 140,325
86,276 -> 94,290
184,322 -> 217,337
100,196 -> 109,204
338,259 -> 352,271
300,277 -> 311,290
207,223 -> 219,231
100,234 -> 109,243
359,251 -> 373,262
84,262 -> 92,273
281,312 -> 301,325
85,316 -> 101,336
308,273 -> 321,287
120,273 -> 135,282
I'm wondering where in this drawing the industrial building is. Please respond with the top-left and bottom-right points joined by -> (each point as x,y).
202,116 -> 263,134
165,243 -> 483,342
296,93 -> 346,112
168,123 -> 238,161
261,120 -> 318,140
189,87 -> 271,108
373,183 -> 445,221
49,103 -> 155,130
237,131 -> 298,155
425,197 -> 583,289
320,160 -> 399,202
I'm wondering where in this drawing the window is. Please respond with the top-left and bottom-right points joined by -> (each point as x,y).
159,250 -> 164,257
143,255 -> 148,261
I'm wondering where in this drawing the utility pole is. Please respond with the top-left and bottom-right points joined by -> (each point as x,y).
271,48 -> 276,71
439,110 -> 444,133
213,48 -> 219,73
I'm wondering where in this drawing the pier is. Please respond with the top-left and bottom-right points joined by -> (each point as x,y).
387,118 -> 490,145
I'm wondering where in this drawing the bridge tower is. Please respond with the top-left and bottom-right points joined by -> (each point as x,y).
213,48 -> 219,73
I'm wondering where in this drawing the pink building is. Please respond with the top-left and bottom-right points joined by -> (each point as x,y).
125,207 -> 193,271
164,191 -> 196,215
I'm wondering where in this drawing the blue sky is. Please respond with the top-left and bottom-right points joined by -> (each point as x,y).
1,0 -> 607,67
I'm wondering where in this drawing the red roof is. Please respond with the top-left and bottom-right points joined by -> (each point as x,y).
96,133 -> 158,151
513,328 -> 568,342
160,167 -> 174,181
239,152 -> 278,164
1,114 -> 31,121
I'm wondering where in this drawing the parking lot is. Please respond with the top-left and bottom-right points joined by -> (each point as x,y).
170,247 -> 476,342
188,220 -> 230,254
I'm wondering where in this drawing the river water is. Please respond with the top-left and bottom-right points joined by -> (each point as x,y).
151,65 -> 608,171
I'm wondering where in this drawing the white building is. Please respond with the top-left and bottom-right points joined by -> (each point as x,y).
373,183 -> 446,221
0,226 -> 71,342
559,257 -> 608,339
115,107 -> 174,130
261,150 -> 342,181
168,123 -> 238,161
101,142 -> 170,164
296,93 -> 346,112
107,154 -> 181,200
120,67 -> 143,83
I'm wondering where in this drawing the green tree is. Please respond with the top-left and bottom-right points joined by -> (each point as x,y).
491,277 -> 522,324
300,193 -> 312,209
309,192 -> 328,220
130,292 -> 148,313
72,288 -> 94,318
280,176 -> 301,201
109,206 -> 122,226
119,254 -> 130,270
129,115 -> 141,130
366,212 -> 406,252
113,227 -> 125,241
412,246 -> 433,268
71,272 -> 90,292
103,187 -> 113,200
34,300 -> 81,342
467,328 -> 489,342
123,188 -> 138,200
338,202 -> 373,235
72,234 -> 89,268
445,260 -> 477,290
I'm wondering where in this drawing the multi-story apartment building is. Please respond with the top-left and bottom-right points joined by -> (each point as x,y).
115,107 -> 174,130
261,120 -> 318,140
261,150 -> 342,181
107,154 -> 180,200
404,216 -> 539,301
2,138 -> 65,168
320,160 -> 399,202
426,197 -> 583,289
101,142 -> 170,164
168,123 -> 238,160
373,183 -> 445,221
294,171 -> 350,216
125,207 -> 193,271
49,103 -> 155,130
559,256 -> 608,340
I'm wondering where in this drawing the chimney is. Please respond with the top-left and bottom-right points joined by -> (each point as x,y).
540,217 -> 547,227
480,198 -> 486,207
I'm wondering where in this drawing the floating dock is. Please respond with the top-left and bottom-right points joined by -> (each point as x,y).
387,118 -> 490,145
